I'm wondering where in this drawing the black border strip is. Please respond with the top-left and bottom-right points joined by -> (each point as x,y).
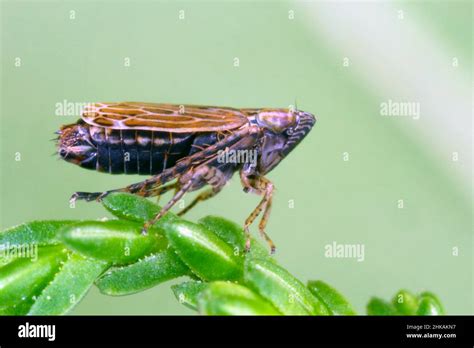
0,315 -> 472,346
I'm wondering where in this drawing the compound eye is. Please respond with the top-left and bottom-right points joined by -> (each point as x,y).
256,109 -> 297,133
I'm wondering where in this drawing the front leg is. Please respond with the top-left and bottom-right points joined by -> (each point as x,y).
240,172 -> 276,254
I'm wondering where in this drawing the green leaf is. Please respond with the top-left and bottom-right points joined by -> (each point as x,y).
58,220 -> 166,265
0,301 -> 33,315
367,297 -> 398,315
307,280 -> 356,315
0,257 -> 11,267
418,291 -> 445,315
0,221 -> 76,249
391,289 -> 419,315
416,293 -> 444,315
101,193 -> 178,232
165,220 -> 243,281
0,245 -> 68,315
367,290 -> 445,316
198,215 -> 272,261
171,280 -> 209,311
244,258 -> 329,315
27,253 -> 109,315
197,281 -> 280,315
96,250 -> 189,296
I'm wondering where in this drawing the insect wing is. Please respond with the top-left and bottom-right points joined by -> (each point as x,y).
82,102 -> 248,133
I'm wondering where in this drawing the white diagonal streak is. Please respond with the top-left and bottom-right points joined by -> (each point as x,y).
297,1 -> 472,188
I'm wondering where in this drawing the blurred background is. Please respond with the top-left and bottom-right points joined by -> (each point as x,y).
1,0 -> 472,314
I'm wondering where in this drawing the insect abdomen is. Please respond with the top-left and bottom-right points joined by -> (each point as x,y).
87,126 -> 218,175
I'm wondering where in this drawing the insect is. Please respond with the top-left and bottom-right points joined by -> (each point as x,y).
57,102 -> 316,253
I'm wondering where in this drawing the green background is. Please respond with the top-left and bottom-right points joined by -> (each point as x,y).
1,0 -> 472,314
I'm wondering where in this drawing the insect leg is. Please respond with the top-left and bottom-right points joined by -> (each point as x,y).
177,166 -> 227,216
241,175 -> 276,253
69,189 -> 123,203
240,169 -> 259,195
257,181 -> 275,253
176,187 -> 221,216
142,165 -> 217,233
176,130 -> 260,216
152,182 -> 179,204
70,165 -> 181,204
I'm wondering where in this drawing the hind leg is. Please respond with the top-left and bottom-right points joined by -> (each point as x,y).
69,169 -> 179,204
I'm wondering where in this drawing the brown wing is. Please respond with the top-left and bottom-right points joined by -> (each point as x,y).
81,102 -> 248,133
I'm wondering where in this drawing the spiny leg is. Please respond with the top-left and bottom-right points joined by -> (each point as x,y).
174,132 -> 259,217
249,181 -> 275,253
152,182 -> 179,205
175,133 -> 257,217
241,175 -> 276,253
141,180 -> 194,234
240,169 -> 259,195
142,165 -> 220,233
176,187 -> 220,216
258,184 -> 275,253
177,166 -> 227,216
240,173 -> 255,246
71,175 -> 181,205
69,173 -> 173,204
69,189 -> 124,203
